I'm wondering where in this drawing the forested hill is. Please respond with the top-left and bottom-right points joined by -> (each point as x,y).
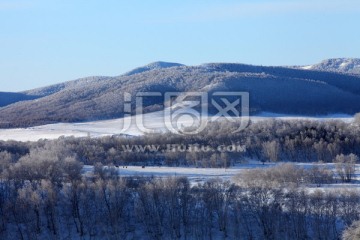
1,59 -> 360,128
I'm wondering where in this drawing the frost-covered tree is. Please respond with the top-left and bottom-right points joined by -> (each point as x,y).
334,154 -> 358,182
343,220 -> 360,240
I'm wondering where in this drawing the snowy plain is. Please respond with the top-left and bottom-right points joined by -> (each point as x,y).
0,110 -> 354,142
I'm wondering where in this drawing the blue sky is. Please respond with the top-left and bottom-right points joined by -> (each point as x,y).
1,0 -> 360,92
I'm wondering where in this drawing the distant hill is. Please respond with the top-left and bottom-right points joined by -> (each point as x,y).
298,58 -> 360,75
1,59 -> 360,128
20,62 -> 184,97
0,92 -> 39,108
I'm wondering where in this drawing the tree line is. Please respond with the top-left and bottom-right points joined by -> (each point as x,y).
1,119 -> 360,168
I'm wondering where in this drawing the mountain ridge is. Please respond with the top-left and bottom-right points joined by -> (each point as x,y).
123,61 -> 185,76
1,58 -> 360,128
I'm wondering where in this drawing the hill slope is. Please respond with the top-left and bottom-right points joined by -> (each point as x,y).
1,60 -> 360,128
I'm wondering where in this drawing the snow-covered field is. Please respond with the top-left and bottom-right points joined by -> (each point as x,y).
83,161 -> 360,190
83,164 -> 248,183
0,110 -> 167,141
0,111 -> 354,142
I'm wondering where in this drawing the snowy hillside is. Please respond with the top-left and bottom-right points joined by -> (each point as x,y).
2,59 -> 360,128
299,58 -> 360,75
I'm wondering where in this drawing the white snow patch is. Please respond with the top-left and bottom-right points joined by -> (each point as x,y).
340,61 -> 350,68
301,65 -> 313,70
254,112 -> 353,123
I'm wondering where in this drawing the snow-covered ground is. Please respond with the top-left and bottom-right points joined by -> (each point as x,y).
0,110 -> 167,141
0,111 -> 354,142
83,161 -> 360,189
83,164 -> 253,183
254,112 -> 353,122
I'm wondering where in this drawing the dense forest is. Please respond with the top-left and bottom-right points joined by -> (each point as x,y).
0,163 -> 359,239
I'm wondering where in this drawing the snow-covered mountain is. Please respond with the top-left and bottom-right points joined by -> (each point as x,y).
1,59 -> 360,128
299,58 -> 360,75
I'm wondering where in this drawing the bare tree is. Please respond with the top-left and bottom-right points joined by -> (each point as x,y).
306,165 -> 334,187
334,154 -> 357,182
262,140 -> 280,162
